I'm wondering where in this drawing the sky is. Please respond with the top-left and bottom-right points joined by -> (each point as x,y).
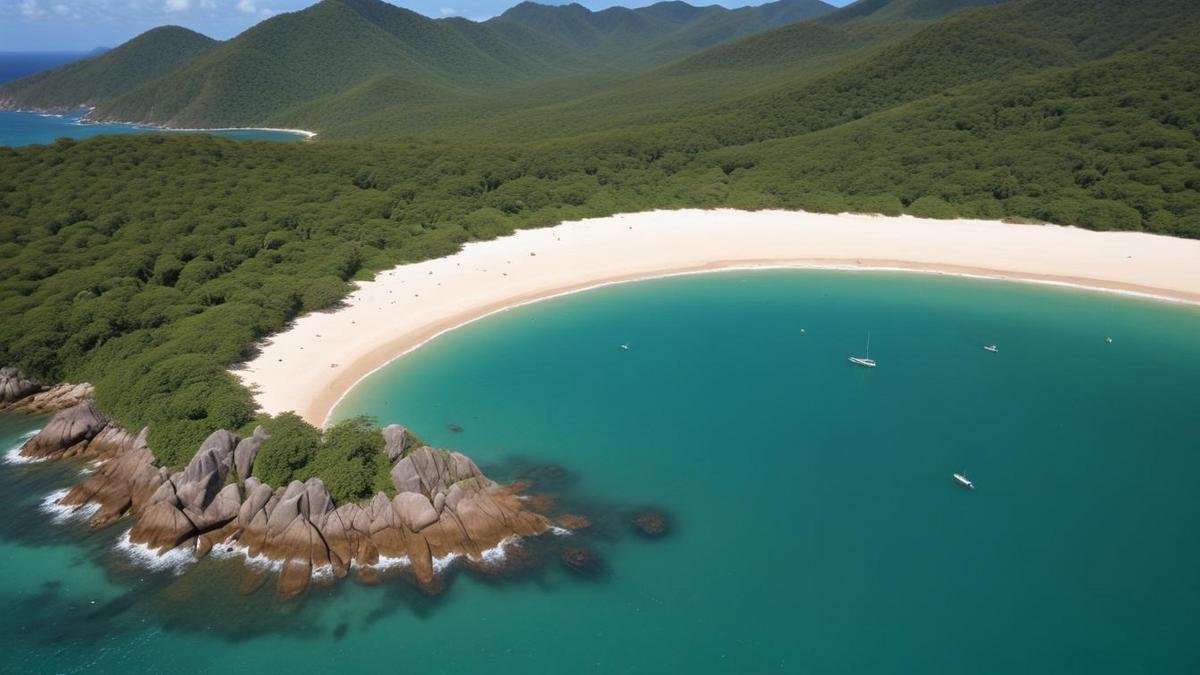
0,0 -> 852,51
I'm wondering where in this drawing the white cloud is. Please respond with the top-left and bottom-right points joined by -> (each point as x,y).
20,0 -> 41,19
164,0 -> 190,11
439,6 -> 458,16
237,0 -> 276,16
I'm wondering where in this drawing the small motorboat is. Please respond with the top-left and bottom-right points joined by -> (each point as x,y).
984,344 -> 998,353
620,343 -> 630,350
1105,337 -> 1113,344
953,473 -> 975,490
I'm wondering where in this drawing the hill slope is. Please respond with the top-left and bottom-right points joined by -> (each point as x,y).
0,26 -> 217,110
4,0 -> 835,130
275,0 -> 996,138
435,0 -> 1198,145
355,0 -> 1023,142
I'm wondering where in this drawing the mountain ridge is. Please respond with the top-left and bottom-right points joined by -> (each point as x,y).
0,0 -> 837,128
0,26 -> 216,111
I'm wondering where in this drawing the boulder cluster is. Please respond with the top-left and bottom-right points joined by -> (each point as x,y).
0,367 -> 92,413
20,398 -> 551,598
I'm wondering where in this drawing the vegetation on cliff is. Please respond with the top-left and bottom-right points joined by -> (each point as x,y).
251,414 -> 395,503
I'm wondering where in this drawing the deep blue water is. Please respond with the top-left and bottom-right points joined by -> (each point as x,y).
0,51 -> 96,84
2,271 -> 1199,673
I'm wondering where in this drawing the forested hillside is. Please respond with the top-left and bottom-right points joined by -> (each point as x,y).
269,0 -> 1012,139
0,27 -> 216,110
1,0 -> 1197,489
0,0 -> 835,129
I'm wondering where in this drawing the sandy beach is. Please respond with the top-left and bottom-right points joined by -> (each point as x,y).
231,209 -> 1200,425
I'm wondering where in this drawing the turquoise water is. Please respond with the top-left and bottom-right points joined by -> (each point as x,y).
3,271 -> 1199,672
0,110 -> 308,147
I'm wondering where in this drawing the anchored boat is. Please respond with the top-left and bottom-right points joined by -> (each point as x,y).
848,331 -> 876,368
953,473 -> 974,489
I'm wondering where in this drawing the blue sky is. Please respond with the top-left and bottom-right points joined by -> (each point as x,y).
0,0 -> 852,51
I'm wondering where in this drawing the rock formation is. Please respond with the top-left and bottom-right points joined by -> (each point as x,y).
0,367 -> 39,404
19,394 -> 554,599
0,368 -> 93,413
19,400 -> 110,459
234,426 -> 269,481
382,424 -> 409,462
631,510 -> 670,538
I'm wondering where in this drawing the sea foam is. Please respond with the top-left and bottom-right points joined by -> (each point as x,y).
208,541 -> 283,572
113,530 -> 195,575
4,429 -> 43,464
39,488 -> 99,523
472,536 -> 520,566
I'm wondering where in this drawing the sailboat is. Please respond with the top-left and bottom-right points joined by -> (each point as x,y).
848,332 -> 876,368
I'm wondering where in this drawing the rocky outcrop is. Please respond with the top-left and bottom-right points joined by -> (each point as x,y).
19,400 -> 109,459
20,396 -> 556,599
0,367 -> 39,404
234,426 -> 269,480
631,510 -> 670,538
382,424 -> 409,462
0,368 -> 93,413
59,428 -> 159,527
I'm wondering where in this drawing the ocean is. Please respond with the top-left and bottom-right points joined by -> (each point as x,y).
0,51 -> 96,84
0,52 -> 303,148
2,270 -> 1198,672
0,109 -> 309,148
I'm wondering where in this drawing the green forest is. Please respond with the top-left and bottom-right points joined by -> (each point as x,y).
1,0 -> 1198,499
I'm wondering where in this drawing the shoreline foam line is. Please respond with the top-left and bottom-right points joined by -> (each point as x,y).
4,429 -> 44,464
230,209 -> 1200,426
0,106 -> 317,139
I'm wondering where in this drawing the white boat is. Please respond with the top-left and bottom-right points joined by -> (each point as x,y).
984,344 -> 998,353
848,331 -> 876,367
1105,337 -> 1113,344
953,473 -> 974,489
619,343 -> 630,350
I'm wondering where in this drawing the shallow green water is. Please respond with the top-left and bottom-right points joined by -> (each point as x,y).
3,271 -> 1199,673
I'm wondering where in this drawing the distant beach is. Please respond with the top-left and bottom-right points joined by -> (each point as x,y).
0,108 -> 313,147
231,209 -> 1200,425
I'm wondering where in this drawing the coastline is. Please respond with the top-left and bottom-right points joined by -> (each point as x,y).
0,105 -> 317,139
230,209 -> 1200,426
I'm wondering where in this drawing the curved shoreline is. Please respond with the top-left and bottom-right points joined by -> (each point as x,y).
231,209 -> 1200,426
0,105 -> 317,140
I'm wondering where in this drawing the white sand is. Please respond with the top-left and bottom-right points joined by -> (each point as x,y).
231,209 -> 1200,425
